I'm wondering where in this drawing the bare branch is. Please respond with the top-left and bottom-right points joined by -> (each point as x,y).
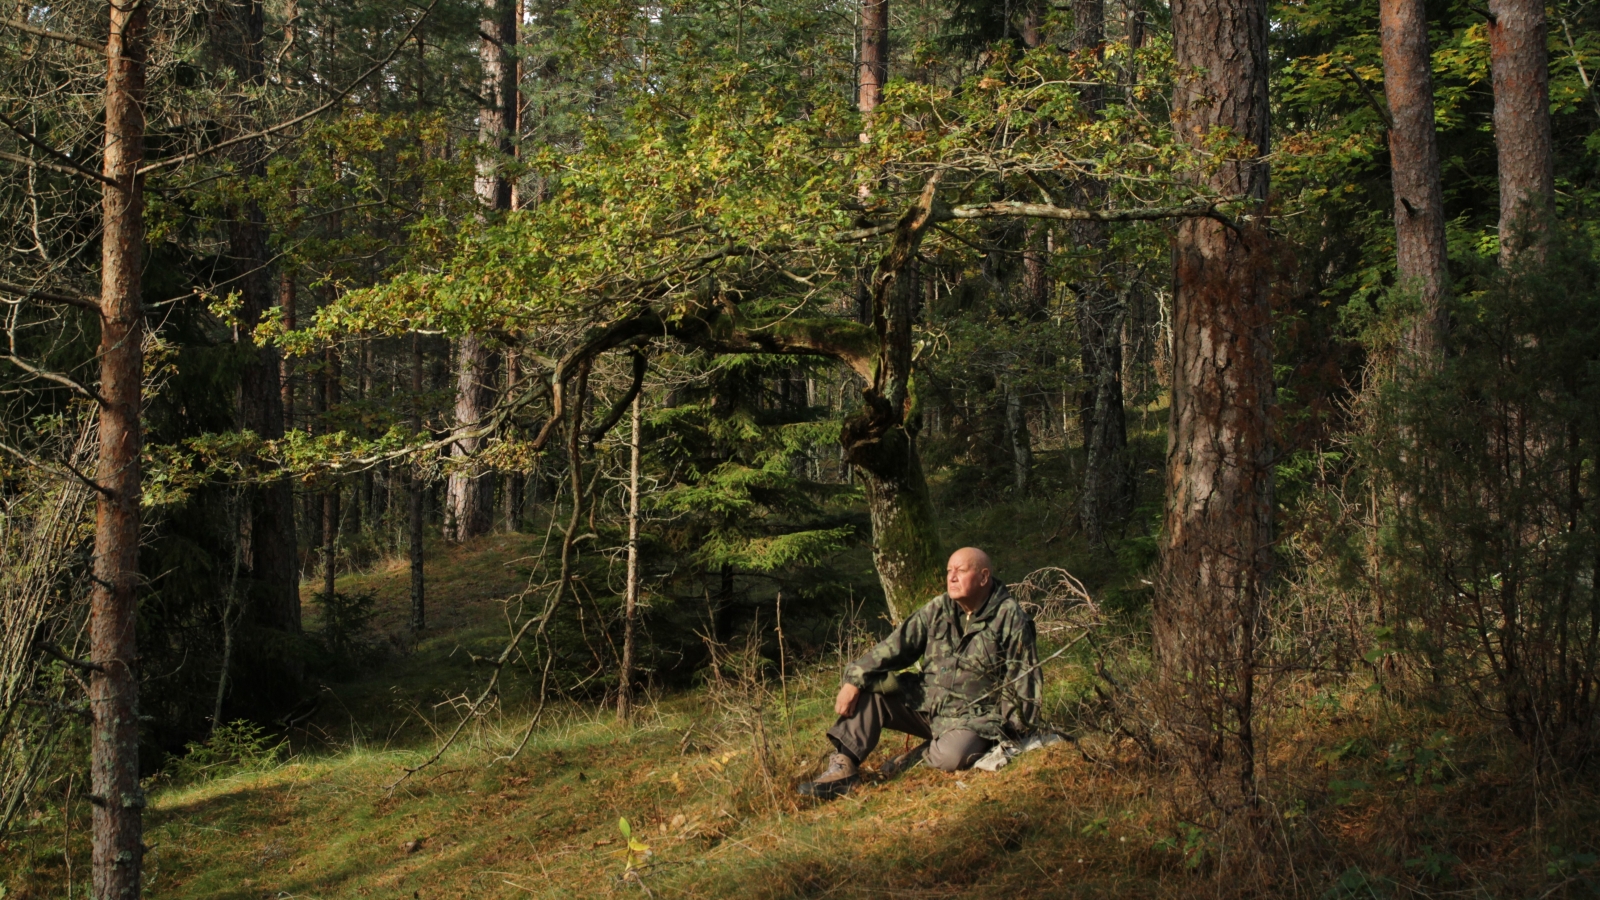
586,349 -> 648,445
1338,62 -> 1394,130
0,113 -> 117,186
36,642 -> 106,673
2,354 -> 107,405
0,438 -> 111,495
136,0 -> 442,177
0,16 -> 101,50
0,280 -> 99,314
945,196 -> 1242,224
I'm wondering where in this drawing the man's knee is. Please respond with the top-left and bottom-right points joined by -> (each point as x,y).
925,730 -> 991,772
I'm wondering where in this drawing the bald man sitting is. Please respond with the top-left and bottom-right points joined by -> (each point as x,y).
798,547 -> 1040,799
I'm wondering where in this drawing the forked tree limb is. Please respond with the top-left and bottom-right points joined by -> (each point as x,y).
0,149 -> 116,185
0,439 -> 112,496
586,349 -> 648,445
2,354 -> 108,406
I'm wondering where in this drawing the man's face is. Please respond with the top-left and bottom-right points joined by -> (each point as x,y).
946,550 -> 991,605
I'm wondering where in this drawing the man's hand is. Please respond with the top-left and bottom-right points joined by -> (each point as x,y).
834,682 -> 861,717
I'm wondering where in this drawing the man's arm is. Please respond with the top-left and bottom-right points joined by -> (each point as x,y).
841,602 -> 934,693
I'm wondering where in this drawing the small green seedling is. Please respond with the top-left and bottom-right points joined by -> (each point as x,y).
618,817 -> 653,893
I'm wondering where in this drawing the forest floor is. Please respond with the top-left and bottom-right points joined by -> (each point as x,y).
7,489 -> 1600,898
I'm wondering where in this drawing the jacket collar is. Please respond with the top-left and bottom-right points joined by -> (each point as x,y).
945,581 -> 1009,623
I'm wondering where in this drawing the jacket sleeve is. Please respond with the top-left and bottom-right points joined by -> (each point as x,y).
842,602 -> 933,691
997,607 -> 1040,738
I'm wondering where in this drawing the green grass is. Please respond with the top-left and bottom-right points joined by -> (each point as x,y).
7,494 -> 1600,898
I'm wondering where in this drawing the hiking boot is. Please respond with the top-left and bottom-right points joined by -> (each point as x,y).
797,753 -> 859,800
879,740 -> 929,779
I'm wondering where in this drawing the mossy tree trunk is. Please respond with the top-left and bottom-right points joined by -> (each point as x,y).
840,180 -> 947,623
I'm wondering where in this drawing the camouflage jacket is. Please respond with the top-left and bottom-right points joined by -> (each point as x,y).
843,583 -> 1040,741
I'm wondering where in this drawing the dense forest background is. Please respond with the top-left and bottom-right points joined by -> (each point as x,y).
3,0 -> 1600,895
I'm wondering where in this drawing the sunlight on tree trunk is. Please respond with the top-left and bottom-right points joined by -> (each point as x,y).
1380,0 -> 1450,361
1155,0 -> 1273,811
618,389 -> 642,721
448,0 -> 517,540
91,1 -> 148,893
1488,0 -> 1554,264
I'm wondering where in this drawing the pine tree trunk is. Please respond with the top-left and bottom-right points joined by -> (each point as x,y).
1488,0 -> 1554,264
446,333 -> 496,541
1070,0 -> 1132,544
323,487 -> 339,600
858,0 -> 888,121
409,334 -> 426,631
618,391 -> 642,721
1380,0 -> 1450,360
504,351 -> 524,531
221,0 -> 299,632
92,1 -> 147,894
447,0 -> 517,540
1081,295 -> 1130,545
1156,0 -> 1273,809
1006,383 -> 1033,492
305,334 -> 325,568
1071,0 -> 1105,449
322,347 -> 340,598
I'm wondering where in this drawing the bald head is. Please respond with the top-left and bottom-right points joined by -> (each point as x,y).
946,547 -> 993,610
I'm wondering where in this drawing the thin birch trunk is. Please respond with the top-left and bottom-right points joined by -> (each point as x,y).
618,391 -> 642,721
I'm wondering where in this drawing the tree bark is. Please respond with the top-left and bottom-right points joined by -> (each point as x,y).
322,346 -> 340,599
410,333 -> 426,631
91,0 -> 147,894
446,333 -> 496,541
858,0 -> 888,122
1081,293 -> 1130,545
1488,0 -> 1554,264
504,350 -> 524,531
1006,382 -> 1033,492
618,390 -> 642,721
1157,0 -> 1273,809
222,0 -> 300,633
1380,0 -> 1450,359
842,181 -> 946,623
446,0 -> 516,541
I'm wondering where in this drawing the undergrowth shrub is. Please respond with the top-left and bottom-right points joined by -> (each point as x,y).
310,589 -> 382,679
1372,225 -> 1600,766
168,719 -> 284,783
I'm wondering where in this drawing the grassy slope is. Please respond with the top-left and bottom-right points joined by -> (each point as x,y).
7,469 -> 1599,898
